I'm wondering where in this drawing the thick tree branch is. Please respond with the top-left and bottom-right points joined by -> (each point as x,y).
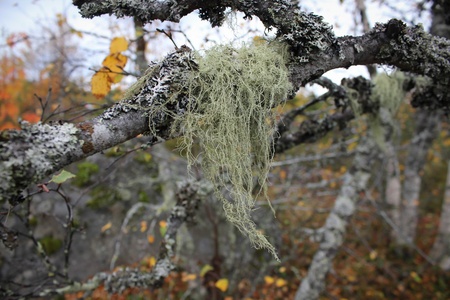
3,2 -> 450,203
0,47 -> 195,203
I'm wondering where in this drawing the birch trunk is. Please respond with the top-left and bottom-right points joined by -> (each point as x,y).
429,160 -> 450,270
294,137 -> 376,300
398,110 -> 441,245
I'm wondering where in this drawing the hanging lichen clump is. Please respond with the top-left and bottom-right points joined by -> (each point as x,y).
367,72 -> 406,150
347,72 -> 407,151
175,41 -> 292,260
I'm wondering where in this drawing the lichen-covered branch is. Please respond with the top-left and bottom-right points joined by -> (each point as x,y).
0,47 -> 195,204
74,0 -> 450,88
35,180 -> 209,298
4,1 -> 450,204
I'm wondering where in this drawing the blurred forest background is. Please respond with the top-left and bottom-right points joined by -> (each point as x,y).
1,0 -> 450,299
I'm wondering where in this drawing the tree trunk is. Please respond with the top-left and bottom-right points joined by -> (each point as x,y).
385,144 -> 402,241
429,160 -> 450,270
294,137 -> 376,300
398,110 -> 441,245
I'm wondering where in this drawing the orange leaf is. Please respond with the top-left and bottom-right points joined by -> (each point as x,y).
159,220 -> 167,228
215,278 -> 229,292
101,222 -> 112,232
0,122 -> 17,130
110,37 -> 128,53
91,69 -> 111,99
5,102 -> 19,119
182,273 -> 197,282
148,235 -> 155,243
140,221 -> 147,232
280,170 -> 286,180
22,112 -> 40,123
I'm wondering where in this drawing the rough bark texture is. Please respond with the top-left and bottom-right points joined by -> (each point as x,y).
294,137 -> 377,300
1,0 -> 450,298
2,6 -> 450,202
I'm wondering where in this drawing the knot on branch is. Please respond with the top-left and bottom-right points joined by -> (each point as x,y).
385,19 -> 407,39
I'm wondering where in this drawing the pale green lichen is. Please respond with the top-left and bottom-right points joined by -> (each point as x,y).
346,72 -> 406,150
368,72 -> 406,150
173,40 -> 292,260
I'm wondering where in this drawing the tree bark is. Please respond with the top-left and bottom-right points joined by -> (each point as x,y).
294,137 -> 377,300
398,110 -> 442,245
429,160 -> 450,270
2,2 -> 450,207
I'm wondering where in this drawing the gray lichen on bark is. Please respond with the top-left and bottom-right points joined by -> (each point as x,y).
101,46 -> 196,138
0,121 -> 83,205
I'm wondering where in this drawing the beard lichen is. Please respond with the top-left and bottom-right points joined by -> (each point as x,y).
174,41 -> 292,261
347,72 -> 406,151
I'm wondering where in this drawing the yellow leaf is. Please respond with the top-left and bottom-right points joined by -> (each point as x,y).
279,267 -> 286,273
347,141 -> 357,151
101,222 -> 112,232
182,273 -> 197,282
340,166 -> 347,173
369,250 -> 377,260
200,264 -> 214,276
110,37 -> 128,53
159,220 -> 167,228
91,70 -> 111,99
140,221 -> 147,232
102,53 -> 128,83
149,256 -> 156,267
264,276 -> 275,285
148,235 -> 155,243
275,278 -> 287,287
143,153 -> 152,162
215,278 -> 229,292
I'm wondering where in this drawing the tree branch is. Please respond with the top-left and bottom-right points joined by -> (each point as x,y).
3,3 -> 450,203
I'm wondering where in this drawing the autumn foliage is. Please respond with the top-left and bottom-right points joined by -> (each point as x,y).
91,37 -> 128,99
0,54 -> 40,130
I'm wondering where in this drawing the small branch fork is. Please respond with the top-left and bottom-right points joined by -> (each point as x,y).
25,180 -> 211,298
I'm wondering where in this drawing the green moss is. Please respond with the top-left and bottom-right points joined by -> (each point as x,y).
29,216 -> 38,227
39,235 -> 62,255
138,190 -> 149,203
87,186 -> 120,209
74,162 -> 99,187
173,41 -> 292,260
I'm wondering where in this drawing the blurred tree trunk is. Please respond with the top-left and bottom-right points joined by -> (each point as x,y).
429,160 -> 450,270
391,0 -> 447,247
294,137 -> 376,300
398,110 -> 441,245
385,144 -> 401,241
134,18 -> 148,75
